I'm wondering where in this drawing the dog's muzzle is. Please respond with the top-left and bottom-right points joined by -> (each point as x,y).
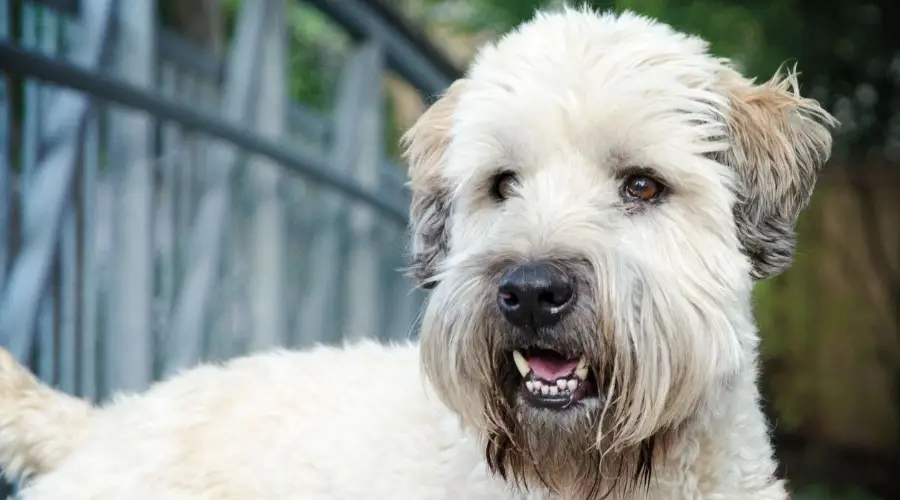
496,261 -> 601,411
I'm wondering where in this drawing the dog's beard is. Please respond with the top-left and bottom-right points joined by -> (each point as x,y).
419,255 -> 744,499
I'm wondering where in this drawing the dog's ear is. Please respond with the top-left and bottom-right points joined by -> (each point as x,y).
716,67 -> 837,280
400,79 -> 468,289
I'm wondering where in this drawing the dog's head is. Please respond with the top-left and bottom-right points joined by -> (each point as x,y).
402,7 -> 835,496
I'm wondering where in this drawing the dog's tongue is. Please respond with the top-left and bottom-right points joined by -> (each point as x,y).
527,353 -> 580,380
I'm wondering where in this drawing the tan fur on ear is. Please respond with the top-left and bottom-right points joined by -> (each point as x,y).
718,67 -> 838,279
400,79 -> 469,288
401,79 -> 468,189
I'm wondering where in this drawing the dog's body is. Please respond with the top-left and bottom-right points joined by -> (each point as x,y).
2,342 -> 783,499
0,7 -> 835,500
0,343 -> 506,500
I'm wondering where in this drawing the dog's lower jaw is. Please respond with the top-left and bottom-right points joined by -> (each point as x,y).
478,365 -> 785,500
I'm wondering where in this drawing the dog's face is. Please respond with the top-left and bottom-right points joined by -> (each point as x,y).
403,8 -> 835,493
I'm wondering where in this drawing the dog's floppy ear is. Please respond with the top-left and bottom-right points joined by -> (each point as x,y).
716,67 -> 837,280
400,79 -> 468,289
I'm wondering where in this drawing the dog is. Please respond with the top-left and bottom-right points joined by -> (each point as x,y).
0,6 -> 835,499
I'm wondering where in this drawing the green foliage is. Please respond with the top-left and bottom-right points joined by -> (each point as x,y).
800,482 -> 883,500
218,0 -> 350,111
284,3 -> 351,111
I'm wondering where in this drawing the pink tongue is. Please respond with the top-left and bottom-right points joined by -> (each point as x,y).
528,355 -> 579,381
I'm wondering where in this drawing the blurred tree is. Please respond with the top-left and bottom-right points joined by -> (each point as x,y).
161,0 -> 350,111
159,0 -> 225,55
786,0 -> 900,164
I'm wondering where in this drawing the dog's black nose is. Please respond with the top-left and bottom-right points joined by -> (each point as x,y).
497,262 -> 575,329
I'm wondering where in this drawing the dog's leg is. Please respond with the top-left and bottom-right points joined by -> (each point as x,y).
0,348 -> 93,481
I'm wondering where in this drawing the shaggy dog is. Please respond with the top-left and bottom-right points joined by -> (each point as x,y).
0,7 -> 835,500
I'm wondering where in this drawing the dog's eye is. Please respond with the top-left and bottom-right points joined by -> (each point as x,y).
491,172 -> 520,201
623,175 -> 664,202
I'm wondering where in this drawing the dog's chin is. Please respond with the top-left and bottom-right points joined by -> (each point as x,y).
505,346 -> 607,416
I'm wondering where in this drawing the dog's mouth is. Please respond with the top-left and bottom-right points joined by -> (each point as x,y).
510,347 -> 600,410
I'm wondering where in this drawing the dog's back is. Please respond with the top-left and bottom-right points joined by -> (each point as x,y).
0,348 -> 94,481
1,341 -> 507,500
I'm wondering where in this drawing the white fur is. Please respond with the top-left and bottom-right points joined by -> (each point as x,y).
0,342 -> 785,500
5,342 -> 512,499
0,7 -> 834,499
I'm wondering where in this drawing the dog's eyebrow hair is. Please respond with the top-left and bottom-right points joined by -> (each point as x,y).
614,164 -> 663,178
494,146 -> 521,172
467,150 -> 521,190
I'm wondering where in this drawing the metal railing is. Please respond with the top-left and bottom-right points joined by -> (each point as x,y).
0,0 -> 460,401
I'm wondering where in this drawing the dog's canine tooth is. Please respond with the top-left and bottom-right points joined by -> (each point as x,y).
574,356 -> 589,380
512,350 -> 531,377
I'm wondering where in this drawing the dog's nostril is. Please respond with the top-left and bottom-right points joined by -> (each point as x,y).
499,291 -> 519,307
538,288 -> 572,308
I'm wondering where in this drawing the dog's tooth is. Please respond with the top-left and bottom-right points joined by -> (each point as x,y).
512,350 -> 531,377
566,379 -> 578,391
526,381 -> 535,391
574,357 -> 589,380
540,385 -> 550,395
549,386 -> 559,396
556,379 -> 567,389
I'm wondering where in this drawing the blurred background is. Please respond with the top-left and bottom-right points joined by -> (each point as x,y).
0,0 -> 897,498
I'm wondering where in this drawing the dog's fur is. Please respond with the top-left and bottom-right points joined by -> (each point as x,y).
0,7 -> 835,500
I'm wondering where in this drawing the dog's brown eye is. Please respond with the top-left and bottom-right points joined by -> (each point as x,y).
491,172 -> 520,201
623,175 -> 663,201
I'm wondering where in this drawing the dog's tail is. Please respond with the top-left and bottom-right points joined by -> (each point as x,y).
0,347 -> 94,481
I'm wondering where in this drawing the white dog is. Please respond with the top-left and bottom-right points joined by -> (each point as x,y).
0,6 -> 835,500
